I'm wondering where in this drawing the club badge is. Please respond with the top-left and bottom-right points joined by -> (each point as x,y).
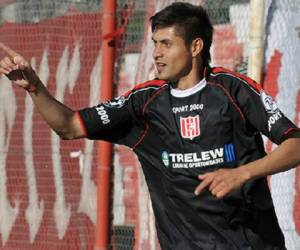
180,115 -> 200,140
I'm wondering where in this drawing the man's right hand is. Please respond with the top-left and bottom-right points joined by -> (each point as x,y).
0,43 -> 40,92
0,43 -> 85,139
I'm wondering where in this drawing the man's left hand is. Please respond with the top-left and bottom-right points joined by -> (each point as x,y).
194,168 -> 251,198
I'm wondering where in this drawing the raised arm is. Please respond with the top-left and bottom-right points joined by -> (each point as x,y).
0,43 -> 85,139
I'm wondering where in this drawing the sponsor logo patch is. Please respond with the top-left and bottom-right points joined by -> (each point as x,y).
161,151 -> 169,167
180,115 -> 200,140
161,144 -> 236,169
261,91 -> 279,114
260,91 -> 283,131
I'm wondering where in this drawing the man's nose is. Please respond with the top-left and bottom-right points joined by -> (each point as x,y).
153,45 -> 163,59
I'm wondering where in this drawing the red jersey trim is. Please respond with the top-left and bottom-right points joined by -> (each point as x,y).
283,127 -> 300,137
124,79 -> 166,97
75,111 -> 88,137
208,82 -> 245,121
142,86 -> 168,115
211,67 -> 262,93
133,85 -> 168,149
132,123 -> 149,150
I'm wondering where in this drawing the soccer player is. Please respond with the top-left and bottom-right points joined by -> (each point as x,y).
1,2 -> 300,250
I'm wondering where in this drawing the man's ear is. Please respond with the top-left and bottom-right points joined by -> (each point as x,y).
191,38 -> 203,58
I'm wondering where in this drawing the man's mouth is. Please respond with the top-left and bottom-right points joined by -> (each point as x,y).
155,62 -> 166,72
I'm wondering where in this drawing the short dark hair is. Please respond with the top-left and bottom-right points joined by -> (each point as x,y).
150,2 -> 213,67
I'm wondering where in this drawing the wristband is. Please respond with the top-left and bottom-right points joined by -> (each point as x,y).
24,83 -> 37,93
21,71 -> 38,93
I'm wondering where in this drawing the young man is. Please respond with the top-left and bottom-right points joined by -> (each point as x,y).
0,2 -> 300,250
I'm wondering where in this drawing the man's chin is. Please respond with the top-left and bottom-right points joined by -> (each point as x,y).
156,73 -> 171,81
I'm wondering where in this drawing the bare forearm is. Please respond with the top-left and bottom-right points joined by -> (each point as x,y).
241,136 -> 300,180
195,134 -> 300,198
28,79 -> 78,139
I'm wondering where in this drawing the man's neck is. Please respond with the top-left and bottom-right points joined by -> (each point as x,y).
175,67 -> 204,90
173,57 -> 205,90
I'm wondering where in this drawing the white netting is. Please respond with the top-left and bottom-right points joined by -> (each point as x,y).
264,1 -> 300,250
0,0 -> 299,249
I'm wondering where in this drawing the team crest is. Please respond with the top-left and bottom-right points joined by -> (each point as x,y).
180,115 -> 200,140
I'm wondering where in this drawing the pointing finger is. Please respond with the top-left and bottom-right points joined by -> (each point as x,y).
0,43 -> 19,59
194,175 -> 213,196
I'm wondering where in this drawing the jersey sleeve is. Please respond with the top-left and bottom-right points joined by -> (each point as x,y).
77,79 -> 166,147
231,74 -> 298,144
211,68 -> 299,145
77,96 -> 135,145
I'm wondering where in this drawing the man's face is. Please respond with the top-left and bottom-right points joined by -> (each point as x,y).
152,26 -> 193,81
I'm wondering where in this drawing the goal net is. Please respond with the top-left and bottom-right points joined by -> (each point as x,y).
0,0 -> 299,249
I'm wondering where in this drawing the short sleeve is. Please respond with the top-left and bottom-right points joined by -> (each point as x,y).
77,95 -> 136,145
77,79 -> 167,147
232,75 -> 298,144
210,67 -> 299,145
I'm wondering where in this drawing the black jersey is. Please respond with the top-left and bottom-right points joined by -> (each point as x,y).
78,67 -> 298,250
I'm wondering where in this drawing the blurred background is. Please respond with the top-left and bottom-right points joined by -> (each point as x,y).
0,0 -> 299,249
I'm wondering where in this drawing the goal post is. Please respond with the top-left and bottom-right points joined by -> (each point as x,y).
247,0 -> 265,83
0,1 -> 299,250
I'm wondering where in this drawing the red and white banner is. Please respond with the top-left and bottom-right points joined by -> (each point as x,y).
0,10 -> 103,249
0,1 -> 299,250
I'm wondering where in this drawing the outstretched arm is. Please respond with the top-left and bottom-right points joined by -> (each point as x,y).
194,131 -> 300,198
0,43 -> 85,139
